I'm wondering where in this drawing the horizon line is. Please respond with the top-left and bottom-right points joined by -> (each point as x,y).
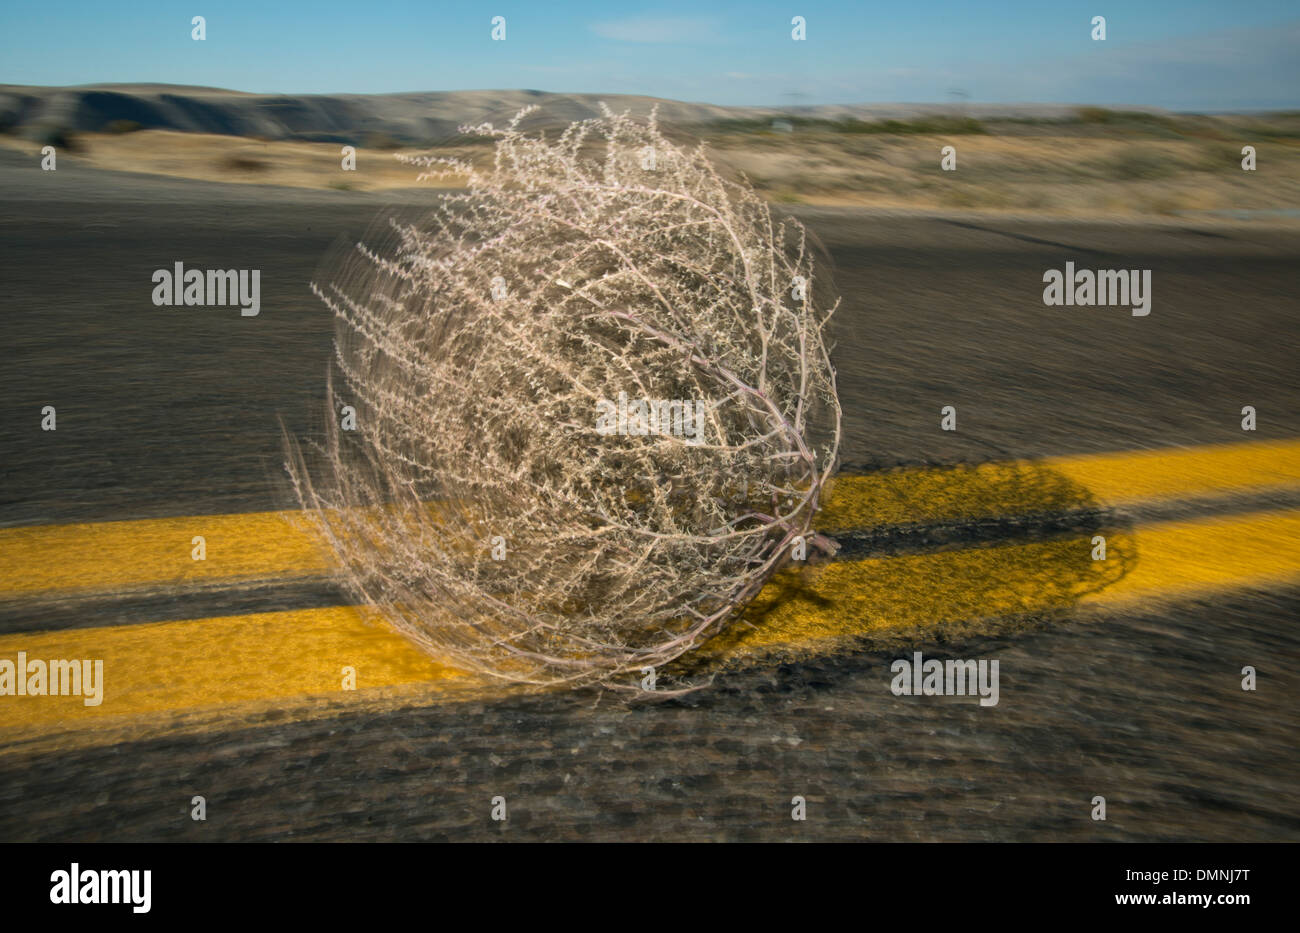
3,82 -> 1295,115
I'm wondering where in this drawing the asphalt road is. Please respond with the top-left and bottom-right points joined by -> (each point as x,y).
0,153 -> 1297,841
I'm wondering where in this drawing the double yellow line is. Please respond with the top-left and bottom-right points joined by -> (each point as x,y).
2,438 -> 1298,752
4,438 -> 1297,597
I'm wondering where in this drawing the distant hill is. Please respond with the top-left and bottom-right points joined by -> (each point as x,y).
0,83 -> 1129,144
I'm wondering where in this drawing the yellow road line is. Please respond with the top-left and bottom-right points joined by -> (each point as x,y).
0,510 -> 329,597
3,508 -> 1298,752
1049,439 -> 1300,509
4,438 -> 1299,600
0,605 -> 458,731
705,508 -> 1300,657
818,437 -> 1300,532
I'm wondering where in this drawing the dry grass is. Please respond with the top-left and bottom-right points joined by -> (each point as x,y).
285,107 -> 842,692
704,115 -> 1300,218
0,130 -> 470,191
6,111 -> 1300,220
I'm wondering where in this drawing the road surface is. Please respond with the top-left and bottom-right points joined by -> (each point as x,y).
1,152 -> 1297,840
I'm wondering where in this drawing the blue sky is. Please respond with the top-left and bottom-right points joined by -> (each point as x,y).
1,1 -> 1297,109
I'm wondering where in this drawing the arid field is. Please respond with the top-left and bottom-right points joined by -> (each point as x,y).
4,106 -> 1299,220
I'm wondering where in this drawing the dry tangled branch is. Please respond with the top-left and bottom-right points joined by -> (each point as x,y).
286,105 -> 842,691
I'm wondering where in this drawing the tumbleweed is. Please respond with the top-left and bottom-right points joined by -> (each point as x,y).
286,105 -> 842,691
